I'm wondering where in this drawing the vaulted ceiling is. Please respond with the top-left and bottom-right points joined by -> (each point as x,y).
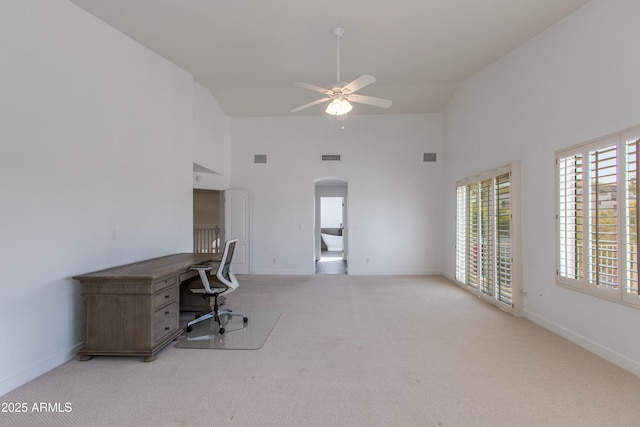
70,0 -> 590,117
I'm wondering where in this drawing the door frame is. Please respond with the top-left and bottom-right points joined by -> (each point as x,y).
224,189 -> 250,274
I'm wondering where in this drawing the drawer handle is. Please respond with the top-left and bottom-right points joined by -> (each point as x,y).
165,311 -> 170,315
165,326 -> 170,331
164,294 -> 170,299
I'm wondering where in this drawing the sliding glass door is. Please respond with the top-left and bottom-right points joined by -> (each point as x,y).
455,164 -> 520,315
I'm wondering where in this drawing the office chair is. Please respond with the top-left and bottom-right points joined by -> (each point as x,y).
186,238 -> 248,334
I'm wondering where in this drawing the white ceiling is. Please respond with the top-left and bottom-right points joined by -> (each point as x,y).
70,0 -> 590,117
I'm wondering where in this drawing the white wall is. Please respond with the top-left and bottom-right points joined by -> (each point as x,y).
443,0 -> 640,375
231,113 -> 443,275
0,0 -> 196,395
193,82 -> 231,190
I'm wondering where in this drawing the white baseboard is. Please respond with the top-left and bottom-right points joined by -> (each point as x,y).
0,343 -> 82,397
524,310 -> 640,377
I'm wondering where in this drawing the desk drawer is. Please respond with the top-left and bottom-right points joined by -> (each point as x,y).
154,286 -> 177,309
152,275 -> 178,293
154,301 -> 177,324
154,315 -> 177,342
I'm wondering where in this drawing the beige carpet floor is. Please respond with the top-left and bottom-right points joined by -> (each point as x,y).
3,275 -> 640,426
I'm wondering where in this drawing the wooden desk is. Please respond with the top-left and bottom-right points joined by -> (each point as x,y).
73,253 -> 221,361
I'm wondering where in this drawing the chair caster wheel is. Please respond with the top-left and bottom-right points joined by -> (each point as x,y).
243,317 -> 248,323
219,327 -> 225,334
186,326 -> 193,333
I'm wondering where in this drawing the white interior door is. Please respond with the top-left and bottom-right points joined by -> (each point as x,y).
224,189 -> 250,274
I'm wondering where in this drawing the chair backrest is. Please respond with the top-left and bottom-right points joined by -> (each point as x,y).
216,238 -> 239,291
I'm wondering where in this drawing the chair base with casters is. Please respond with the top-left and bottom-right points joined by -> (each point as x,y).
186,263 -> 248,335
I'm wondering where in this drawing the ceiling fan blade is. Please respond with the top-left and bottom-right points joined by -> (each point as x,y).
343,74 -> 376,94
290,97 -> 331,113
347,94 -> 392,109
294,82 -> 332,95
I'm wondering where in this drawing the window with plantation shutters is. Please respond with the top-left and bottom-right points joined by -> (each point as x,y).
589,145 -> 618,288
625,136 -> 639,301
496,173 -> 512,304
455,186 -> 467,284
456,164 -> 520,314
558,154 -> 584,281
480,178 -> 495,297
556,125 -> 640,308
466,184 -> 479,289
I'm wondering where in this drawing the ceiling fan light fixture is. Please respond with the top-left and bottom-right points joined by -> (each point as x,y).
325,97 -> 352,116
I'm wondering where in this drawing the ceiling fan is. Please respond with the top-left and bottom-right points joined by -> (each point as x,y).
290,27 -> 392,116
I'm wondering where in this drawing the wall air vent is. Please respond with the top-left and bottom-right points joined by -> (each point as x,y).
254,154 -> 267,164
423,153 -> 437,162
322,154 -> 341,161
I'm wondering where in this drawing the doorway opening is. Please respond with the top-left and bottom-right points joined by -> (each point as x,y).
193,189 -> 222,253
315,178 -> 347,274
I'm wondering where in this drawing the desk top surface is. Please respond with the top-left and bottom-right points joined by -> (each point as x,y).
73,253 -> 222,282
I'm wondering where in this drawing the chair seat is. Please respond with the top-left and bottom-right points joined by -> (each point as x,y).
190,287 -> 226,295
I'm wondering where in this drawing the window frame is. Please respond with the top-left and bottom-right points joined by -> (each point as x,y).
555,125 -> 640,309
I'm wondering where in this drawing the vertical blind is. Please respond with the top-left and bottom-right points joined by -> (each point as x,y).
456,166 -> 514,312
